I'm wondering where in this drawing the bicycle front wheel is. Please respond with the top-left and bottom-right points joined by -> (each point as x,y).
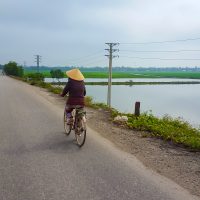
75,118 -> 86,147
64,111 -> 72,135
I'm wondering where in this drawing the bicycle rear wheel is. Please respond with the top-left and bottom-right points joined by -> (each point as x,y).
75,118 -> 86,147
64,111 -> 72,135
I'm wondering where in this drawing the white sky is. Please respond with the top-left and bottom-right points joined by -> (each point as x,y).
1,0 -> 200,68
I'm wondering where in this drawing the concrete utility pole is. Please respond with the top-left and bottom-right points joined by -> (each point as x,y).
105,43 -> 119,107
34,55 -> 42,73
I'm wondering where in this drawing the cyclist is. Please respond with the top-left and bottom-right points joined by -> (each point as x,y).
60,68 -> 86,124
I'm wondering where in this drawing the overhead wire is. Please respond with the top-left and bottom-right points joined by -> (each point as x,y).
120,49 -> 200,53
64,50 -> 106,67
120,55 -> 200,61
62,37 -> 200,67
66,50 -> 104,63
79,58 -> 107,67
119,37 -> 200,64
120,37 -> 200,45
66,56 -> 107,67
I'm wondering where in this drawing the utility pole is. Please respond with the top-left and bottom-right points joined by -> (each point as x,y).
105,43 -> 119,107
34,55 -> 42,73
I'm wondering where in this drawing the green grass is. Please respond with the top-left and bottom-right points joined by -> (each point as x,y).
22,78 -> 63,94
119,112 -> 200,150
85,96 -> 200,150
83,71 -> 200,79
24,70 -> 51,77
24,70 -> 200,79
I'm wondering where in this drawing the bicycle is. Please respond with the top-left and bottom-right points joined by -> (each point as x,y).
64,106 -> 87,147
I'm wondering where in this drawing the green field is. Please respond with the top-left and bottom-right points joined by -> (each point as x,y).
82,71 -> 200,79
24,70 -> 51,77
24,70 -> 200,79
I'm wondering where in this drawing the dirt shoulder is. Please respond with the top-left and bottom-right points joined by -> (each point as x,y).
86,107 -> 200,197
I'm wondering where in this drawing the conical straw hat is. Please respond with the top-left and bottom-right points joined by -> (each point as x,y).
66,68 -> 84,81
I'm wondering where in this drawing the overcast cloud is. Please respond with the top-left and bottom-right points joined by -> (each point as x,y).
1,0 -> 200,67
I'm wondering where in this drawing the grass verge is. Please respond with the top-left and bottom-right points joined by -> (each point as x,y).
126,113 -> 200,150
85,96 -> 200,150
22,78 -> 63,94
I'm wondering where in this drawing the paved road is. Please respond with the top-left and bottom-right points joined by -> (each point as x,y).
0,76 -> 199,200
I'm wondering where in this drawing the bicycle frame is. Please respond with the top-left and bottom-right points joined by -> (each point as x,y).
64,106 -> 86,147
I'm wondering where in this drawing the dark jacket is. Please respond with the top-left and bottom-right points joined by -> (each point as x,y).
61,78 -> 86,106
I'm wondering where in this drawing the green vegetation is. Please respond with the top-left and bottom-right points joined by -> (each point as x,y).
126,113 -> 200,149
20,72 -> 62,94
24,73 -> 45,82
24,70 -> 51,77
85,96 -> 200,150
4,61 -> 24,77
50,69 -> 64,82
83,71 -> 200,79
24,70 -> 200,79
25,79 -> 63,94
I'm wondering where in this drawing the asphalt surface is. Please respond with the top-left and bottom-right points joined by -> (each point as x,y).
0,76 -> 199,200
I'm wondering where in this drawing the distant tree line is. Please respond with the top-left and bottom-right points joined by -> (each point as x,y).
3,61 -> 24,77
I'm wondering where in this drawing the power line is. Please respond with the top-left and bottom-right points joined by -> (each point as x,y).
120,49 -> 200,53
65,55 -> 106,66
120,37 -> 200,45
120,55 -> 200,61
66,55 -> 104,66
66,50 -> 104,63
82,58 -> 107,66
70,58 -> 107,67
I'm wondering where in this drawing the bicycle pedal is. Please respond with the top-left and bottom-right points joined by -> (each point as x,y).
76,132 -> 82,136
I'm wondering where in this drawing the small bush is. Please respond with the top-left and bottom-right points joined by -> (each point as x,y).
25,73 -> 44,82
47,86 -> 62,94
84,96 -> 93,106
